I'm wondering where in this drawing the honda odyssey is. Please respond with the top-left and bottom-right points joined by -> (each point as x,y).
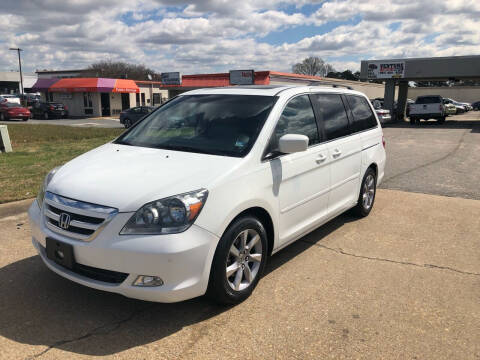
28,85 -> 386,304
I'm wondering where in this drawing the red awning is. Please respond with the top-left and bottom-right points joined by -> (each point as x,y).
49,78 -> 100,92
48,78 -> 139,93
112,79 -> 140,93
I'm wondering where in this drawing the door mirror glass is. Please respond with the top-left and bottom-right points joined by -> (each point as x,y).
278,134 -> 309,154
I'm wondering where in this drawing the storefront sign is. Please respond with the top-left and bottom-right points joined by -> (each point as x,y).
367,61 -> 405,79
161,72 -> 182,85
229,70 -> 254,85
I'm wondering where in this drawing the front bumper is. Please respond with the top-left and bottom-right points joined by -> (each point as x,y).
28,200 -> 219,302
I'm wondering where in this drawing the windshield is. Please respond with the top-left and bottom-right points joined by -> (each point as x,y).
115,94 -> 278,157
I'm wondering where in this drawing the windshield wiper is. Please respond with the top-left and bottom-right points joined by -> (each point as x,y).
154,144 -> 233,156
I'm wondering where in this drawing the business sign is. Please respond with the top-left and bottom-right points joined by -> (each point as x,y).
367,61 -> 405,79
229,70 -> 254,85
161,72 -> 182,85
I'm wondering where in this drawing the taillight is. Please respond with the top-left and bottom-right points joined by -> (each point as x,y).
382,135 -> 386,148
49,105 -> 54,110
64,105 -> 68,111
439,104 -> 443,111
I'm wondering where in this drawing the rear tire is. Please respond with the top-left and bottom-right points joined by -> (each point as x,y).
351,168 -> 377,218
438,116 -> 445,124
410,117 -> 416,125
207,216 -> 268,305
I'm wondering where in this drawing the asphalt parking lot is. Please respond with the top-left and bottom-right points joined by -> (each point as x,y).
0,112 -> 479,359
381,112 -> 480,200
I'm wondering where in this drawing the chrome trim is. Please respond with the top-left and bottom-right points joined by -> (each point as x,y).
46,221 -> 90,241
43,192 -> 118,242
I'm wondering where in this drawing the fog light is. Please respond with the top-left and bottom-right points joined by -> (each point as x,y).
133,275 -> 164,287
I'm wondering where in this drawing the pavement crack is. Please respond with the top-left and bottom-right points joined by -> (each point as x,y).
381,129 -> 468,186
302,240 -> 480,276
27,304 -> 155,359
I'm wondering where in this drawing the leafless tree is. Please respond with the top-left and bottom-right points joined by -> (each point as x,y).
86,60 -> 160,80
292,57 -> 335,77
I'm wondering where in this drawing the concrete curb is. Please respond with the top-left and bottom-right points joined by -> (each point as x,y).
0,198 -> 35,219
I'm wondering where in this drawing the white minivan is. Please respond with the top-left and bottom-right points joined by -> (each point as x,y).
28,85 -> 386,304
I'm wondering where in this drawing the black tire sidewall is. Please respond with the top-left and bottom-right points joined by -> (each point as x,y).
208,216 -> 268,304
353,168 -> 377,217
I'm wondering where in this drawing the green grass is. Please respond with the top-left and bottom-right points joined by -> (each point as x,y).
0,124 -> 124,204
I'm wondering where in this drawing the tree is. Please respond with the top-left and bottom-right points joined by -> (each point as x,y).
292,57 -> 335,77
326,70 -> 359,81
85,60 -> 160,80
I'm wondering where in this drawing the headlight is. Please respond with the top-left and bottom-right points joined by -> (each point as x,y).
120,189 -> 208,235
36,166 -> 61,206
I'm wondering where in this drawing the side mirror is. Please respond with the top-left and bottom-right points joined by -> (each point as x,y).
278,134 -> 309,154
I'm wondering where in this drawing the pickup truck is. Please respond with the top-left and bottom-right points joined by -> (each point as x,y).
409,95 -> 446,125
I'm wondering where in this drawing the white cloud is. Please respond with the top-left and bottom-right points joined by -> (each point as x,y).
0,0 -> 478,75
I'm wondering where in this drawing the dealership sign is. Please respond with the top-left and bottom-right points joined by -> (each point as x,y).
229,70 -> 254,85
161,72 -> 182,85
367,61 -> 405,79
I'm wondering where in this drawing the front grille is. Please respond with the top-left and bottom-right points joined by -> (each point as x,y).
43,192 -> 118,241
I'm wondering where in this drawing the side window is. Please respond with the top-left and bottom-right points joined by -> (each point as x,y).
267,95 -> 319,154
312,94 -> 350,140
346,95 -> 377,132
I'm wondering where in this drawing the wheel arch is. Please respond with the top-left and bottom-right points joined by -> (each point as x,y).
226,207 -> 275,256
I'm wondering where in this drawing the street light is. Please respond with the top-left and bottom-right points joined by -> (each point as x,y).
9,48 -> 24,96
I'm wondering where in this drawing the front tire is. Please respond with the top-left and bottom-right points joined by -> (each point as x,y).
207,216 -> 268,305
351,168 -> 377,217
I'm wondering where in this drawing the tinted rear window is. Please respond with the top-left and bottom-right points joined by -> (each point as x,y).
311,94 -> 351,140
346,95 -> 377,132
416,96 -> 441,104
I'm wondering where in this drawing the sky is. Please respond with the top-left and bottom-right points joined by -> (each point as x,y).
0,0 -> 479,75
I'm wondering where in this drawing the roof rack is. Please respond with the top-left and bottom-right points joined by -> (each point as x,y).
307,81 -> 353,90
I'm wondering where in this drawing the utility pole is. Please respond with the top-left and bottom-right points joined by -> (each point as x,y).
9,48 -> 24,96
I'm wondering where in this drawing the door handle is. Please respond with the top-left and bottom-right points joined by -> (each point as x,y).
316,154 -> 327,164
332,149 -> 342,158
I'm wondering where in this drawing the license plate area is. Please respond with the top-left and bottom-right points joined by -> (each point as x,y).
46,237 -> 75,269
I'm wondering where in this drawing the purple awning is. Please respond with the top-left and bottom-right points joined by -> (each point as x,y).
31,78 -> 60,91
97,78 -> 116,92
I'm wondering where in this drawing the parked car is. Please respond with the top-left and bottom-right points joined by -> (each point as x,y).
31,102 -> 69,119
19,93 -> 41,106
444,98 -> 467,113
120,106 -> 155,128
409,95 -> 446,124
29,85 -> 386,304
0,94 -> 21,104
458,102 -> 472,111
471,101 -> 480,111
0,102 -> 31,121
444,103 -> 457,116
371,99 -> 392,124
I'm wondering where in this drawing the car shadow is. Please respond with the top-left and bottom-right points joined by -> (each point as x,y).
0,212 -> 354,356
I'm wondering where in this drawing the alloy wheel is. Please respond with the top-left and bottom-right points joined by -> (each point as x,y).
226,229 -> 263,291
362,174 -> 375,210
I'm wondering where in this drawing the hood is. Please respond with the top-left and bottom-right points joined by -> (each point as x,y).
48,143 -> 242,211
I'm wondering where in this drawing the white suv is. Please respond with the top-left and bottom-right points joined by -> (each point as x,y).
28,85 -> 386,304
